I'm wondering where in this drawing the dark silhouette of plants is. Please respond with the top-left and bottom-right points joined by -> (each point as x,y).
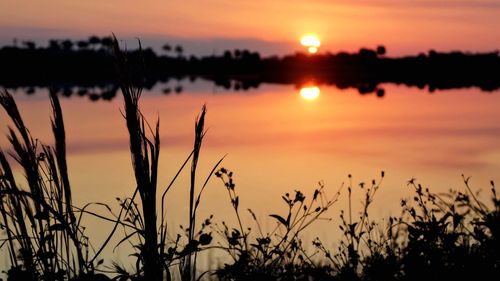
330,172 -> 389,279
376,45 -> 386,56
108,36 -> 222,281
213,168 -> 341,280
174,45 -> 184,58
112,35 -> 162,281
0,89 -> 97,280
396,177 -> 500,281
162,44 -> 172,54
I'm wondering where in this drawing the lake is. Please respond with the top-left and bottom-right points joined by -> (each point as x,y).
1,81 -> 499,268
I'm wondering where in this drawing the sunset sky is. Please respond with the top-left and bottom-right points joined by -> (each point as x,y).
1,0 -> 499,55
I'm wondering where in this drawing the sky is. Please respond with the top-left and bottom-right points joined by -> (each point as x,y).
0,0 -> 499,56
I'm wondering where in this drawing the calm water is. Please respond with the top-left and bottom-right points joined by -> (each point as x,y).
1,82 -> 499,267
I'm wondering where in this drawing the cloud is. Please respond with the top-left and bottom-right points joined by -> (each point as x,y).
318,0 -> 500,9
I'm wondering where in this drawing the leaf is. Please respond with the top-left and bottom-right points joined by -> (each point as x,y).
270,214 -> 288,227
41,234 -> 54,245
37,251 -> 55,260
34,210 -> 49,220
199,233 -> 212,245
234,196 -> 239,210
49,223 -> 66,231
349,223 -> 358,234
114,230 -> 139,251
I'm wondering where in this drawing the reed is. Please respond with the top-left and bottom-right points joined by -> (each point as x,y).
0,89 -> 90,280
111,37 -> 222,281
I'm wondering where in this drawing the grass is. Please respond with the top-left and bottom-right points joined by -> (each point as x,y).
0,89 -> 90,280
0,39 -> 498,280
107,37 -> 223,281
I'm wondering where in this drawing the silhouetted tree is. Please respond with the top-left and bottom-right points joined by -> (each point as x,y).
376,45 -> 386,56
88,36 -> 101,49
62,88 -> 73,97
76,40 -> 89,50
376,88 -> 385,97
174,45 -> 184,57
242,49 -> 251,59
162,44 -> 172,53
100,37 -> 113,48
234,49 -> 241,58
223,50 -> 232,60
61,40 -> 74,51
77,88 -> 88,96
26,87 -> 35,94
22,41 -> 36,50
359,48 -> 377,60
48,40 -> 61,50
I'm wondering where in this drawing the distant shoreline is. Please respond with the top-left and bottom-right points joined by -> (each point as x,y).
1,37 -> 499,100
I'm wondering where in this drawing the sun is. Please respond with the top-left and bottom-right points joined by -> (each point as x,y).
307,47 -> 318,54
300,35 -> 321,54
300,86 -> 320,101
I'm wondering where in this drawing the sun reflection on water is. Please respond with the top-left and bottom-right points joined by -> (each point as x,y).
300,86 -> 320,101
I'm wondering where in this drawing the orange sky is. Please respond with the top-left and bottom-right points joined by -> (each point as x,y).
0,0 -> 499,55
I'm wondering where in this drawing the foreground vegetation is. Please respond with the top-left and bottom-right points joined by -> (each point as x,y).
0,40 -> 498,280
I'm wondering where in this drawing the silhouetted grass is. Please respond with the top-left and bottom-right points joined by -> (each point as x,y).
0,40 -> 220,280
0,89 -> 92,280
109,37 -> 223,281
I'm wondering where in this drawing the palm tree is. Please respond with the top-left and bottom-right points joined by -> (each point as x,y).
175,45 -> 184,57
162,44 -> 172,55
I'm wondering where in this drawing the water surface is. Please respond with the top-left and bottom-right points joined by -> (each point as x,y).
1,82 -> 499,266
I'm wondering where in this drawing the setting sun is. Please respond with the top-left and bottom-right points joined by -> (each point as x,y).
300,86 -> 320,100
307,47 -> 318,54
300,35 -> 321,54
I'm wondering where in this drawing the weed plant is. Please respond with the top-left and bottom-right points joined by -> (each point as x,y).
0,89 -> 94,280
